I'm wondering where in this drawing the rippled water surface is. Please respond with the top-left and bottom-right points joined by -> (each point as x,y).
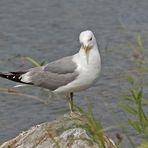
0,0 -> 148,147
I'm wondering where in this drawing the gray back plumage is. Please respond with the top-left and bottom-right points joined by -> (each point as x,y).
44,56 -> 77,74
27,56 -> 78,91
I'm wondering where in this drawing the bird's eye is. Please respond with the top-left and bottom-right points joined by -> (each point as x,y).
89,37 -> 92,41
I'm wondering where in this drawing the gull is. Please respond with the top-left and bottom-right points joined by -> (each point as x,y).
0,30 -> 101,112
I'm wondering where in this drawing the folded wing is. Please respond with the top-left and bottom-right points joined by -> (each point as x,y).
0,56 -> 78,91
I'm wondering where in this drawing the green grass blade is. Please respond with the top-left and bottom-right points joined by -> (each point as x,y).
119,103 -> 137,115
25,57 -> 41,67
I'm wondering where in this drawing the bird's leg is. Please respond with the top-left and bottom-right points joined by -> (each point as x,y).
67,92 -> 74,113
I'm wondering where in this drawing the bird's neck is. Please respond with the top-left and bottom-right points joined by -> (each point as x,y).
78,45 -> 101,67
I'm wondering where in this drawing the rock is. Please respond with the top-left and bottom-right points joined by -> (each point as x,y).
0,112 -> 116,148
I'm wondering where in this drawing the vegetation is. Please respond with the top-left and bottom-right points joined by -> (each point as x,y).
115,33 -> 148,147
73,100 -> 116,148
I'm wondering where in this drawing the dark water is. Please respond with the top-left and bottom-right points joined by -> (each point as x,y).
0,0 -> 148,147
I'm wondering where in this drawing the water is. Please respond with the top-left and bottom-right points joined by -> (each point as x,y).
0,0 -> 148,147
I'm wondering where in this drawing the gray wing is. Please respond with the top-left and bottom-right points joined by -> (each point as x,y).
22,56 -> 78,91
44,56 -> 77,74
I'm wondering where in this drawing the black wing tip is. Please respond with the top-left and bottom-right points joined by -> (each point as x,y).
0,71 -> 33,85
0,72 -> 10,79
0,72 -> 23,82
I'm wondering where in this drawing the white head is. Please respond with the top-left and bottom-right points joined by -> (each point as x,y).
77,30 -> 100,66
79,30 -> 97,54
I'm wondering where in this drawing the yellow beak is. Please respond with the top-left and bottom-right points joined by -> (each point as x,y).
83,46 -> 91,54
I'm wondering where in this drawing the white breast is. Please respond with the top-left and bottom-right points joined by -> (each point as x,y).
54,47 -> 101,93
